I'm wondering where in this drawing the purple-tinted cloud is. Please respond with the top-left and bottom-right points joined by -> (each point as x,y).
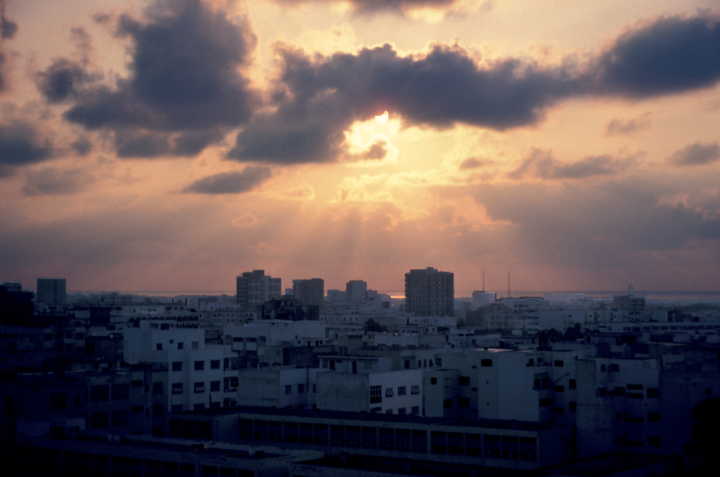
668,142 -> 720,166
0,121 -> 54,177
60,0 -> 257,157
183,166 -> 273,194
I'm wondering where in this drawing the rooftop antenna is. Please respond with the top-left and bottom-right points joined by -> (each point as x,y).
507,271 -> 511,298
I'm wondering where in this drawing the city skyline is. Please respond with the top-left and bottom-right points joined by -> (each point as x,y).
2,0 -> 720,293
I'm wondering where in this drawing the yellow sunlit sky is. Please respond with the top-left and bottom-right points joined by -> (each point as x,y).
1,0 -> 719,294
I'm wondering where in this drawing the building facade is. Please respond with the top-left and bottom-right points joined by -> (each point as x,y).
236,270 -> 281,311
404,268 -> 454,317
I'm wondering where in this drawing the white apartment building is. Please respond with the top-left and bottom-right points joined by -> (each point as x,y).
315,355 -> 423,415
236,366 -> 318,409
123,322 -> 238,412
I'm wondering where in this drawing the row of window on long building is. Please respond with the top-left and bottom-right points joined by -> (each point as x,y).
170,418 -> 539,461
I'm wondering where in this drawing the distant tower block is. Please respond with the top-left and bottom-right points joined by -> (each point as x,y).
405,267 -> 454,317
346,280 -> 367,301
236,270 -> 281,310
36,278 -> 67,308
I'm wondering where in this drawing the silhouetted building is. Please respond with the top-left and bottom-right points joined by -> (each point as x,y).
405,267 -> 454,317
612,284 -> 646,320
236,270 -> 281,311
346,280 -> 367,301
260,296 -> 319,321
36,278 -> 66,309
293,278 -> 324,308
0,282 -> 34,324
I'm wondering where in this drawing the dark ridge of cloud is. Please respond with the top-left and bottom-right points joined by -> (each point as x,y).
173,130 -> 225,157
0,3 -> 17,39
509,148 -> 635,180
229,43 -> 580,163
63,0 -> 258,156
459,157 -> 490,170
183,166 -> 273,194
0,121 -> 54,177
114,131 -> 171,158
595,13 -> 720,97
604,115 -> 650,136
468,179 -> 720,269
668,142 -> 720,166
23,167 -> 94,196
277,0 -> 459,15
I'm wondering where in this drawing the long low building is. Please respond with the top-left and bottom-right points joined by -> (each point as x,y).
167,406 -> 574,471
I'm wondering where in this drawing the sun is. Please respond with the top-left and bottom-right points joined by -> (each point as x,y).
375,111 -> 389,123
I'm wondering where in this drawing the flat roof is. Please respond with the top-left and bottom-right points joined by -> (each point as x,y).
177,405 -> 559,432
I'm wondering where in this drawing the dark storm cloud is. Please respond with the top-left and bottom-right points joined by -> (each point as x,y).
228,11 -> 720,165
668,142 -> 720,166
183,166 -> 273,194
229,43 -> 581,163
0,122 -> 54,177
71,136 -> 92,156
113,131 -> 171,158
62,0 -> 257,157
594,13 -> 720,97
509,149 -> 636,180
23,167 -> 94,196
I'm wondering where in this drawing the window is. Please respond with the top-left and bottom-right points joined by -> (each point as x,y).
298,384 -> 305,394
444,399 -> 453,409
648,436 -> 661,447
398,408 -> 406,415
194,361 -> 204,371
431,377 -> 437,385
172,405 -> 183,413
172,361 -> 182,372
210,381 -> 220,392
285,385 -> 292,395
398,386 -> 406,396
647,412 -> 660,422
404,360 -> 410,369
313,383 -> 316,393
112,383 -> 130,400
194,382 -> 205,394
91,385 -> 109,402
192,342 -> 199,350
132,379 -> 143,388
554,407 -> 565,414
459,397 -> 470,407
385,387 -> 394,397
627,383 -> 644,390
539,398 -> 553,407
156,343 -> 163,350
172,383 -> 183,394
554,360 -> 564,367
569,402 -> 576,412
210,360 -> 220,370
569,379 -> 576,389
411,385 -> 420,395
153,382 -> 163,395
153,404 -> 163,416
610,364 -> 619,372
111,410 -> 129,427
481,359 -> 493,367
411,406 -> 419,415
460,376 -> 470,386
370,385 -> 382,403
177,342 -> 184,350
49,393 -> 67,411
555,385 -> 565,392
647,388 -> 660,398
90,412 -> 109,429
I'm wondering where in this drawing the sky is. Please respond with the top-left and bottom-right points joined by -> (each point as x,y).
1,0 -> 720,294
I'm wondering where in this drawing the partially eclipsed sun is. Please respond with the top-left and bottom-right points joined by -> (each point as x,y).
375,111 -> 389,123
